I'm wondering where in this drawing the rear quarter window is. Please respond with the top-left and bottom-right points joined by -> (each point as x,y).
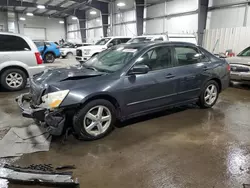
0,34 -> 31,51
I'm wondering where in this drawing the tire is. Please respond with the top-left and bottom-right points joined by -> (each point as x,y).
66,52 -> 74,59
73,99 -> 116,141
0,68 -> 27,91
62,56 -> 66,59
44,52 -> 55,63
198,80 -> 219,109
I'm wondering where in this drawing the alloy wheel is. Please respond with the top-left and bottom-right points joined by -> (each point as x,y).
204,84 -> 218,105
5,72 -> 23,88
83,105 -> 112,136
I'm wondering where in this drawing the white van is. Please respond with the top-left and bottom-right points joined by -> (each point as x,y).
76,36 -> 131,62
0,32 -> 45,91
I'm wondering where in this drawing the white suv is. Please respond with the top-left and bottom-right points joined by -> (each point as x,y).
76,36 -> 131,62
0,32 -> 45,91
60,43 -> 92,59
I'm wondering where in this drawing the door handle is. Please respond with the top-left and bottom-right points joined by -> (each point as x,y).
165,74 -> 175,79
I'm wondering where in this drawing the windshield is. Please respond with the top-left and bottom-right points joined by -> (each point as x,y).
128,37 -> 153,43
238,47 -> 250,56
95,38 -> 111,45
83,46 -> 138,73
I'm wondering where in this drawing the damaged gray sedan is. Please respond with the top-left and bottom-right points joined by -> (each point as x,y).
17,42 -> 230,140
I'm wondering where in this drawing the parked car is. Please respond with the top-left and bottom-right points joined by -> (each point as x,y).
226,46 -> 250,83
0,32 -> 45,91
128,34 -> 197,44
17,42 -> 230,140
34,41 -> 61,63
75,36 -> 131,62
60,43 -> 92,59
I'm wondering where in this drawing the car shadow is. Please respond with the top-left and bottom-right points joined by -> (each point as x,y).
116,104 -> 198,128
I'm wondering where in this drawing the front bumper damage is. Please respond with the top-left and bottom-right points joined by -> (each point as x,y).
16,93 -> 66,136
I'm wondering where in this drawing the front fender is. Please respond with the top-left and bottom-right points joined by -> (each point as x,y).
60,91 -> 117,108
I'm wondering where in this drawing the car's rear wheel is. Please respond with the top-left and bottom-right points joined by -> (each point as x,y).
198,80 -> 219,108
73,99 -> 116,141
45,53 -> 55,63
0,68 -> 27,91
66,52 -> 74,59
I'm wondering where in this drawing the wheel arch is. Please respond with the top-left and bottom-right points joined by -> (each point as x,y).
209,78 -> 222,92
0,65 -> 29,78
81,94 -> 121,118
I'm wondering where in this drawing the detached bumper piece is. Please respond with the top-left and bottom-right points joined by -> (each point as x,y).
16,93 -> 66,136
0,164 -> 79,188
16,93 -> 46,121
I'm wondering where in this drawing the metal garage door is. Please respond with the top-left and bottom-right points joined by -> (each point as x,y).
24,27 -> 46,40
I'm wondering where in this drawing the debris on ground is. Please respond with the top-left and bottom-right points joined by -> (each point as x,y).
0,124 -> 51,158
0,164 -> 79,187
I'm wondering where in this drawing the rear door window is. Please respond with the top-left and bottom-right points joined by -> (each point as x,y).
174,46 -> 201,66
120,38 -> 131,43
0,34 -> 31,51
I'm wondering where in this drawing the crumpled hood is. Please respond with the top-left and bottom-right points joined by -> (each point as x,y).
30,65 -> 105,105
226,56 -> 250,65
33,65 -> 104,86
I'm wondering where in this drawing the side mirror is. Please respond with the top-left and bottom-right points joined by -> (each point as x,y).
129,64 -> 150,75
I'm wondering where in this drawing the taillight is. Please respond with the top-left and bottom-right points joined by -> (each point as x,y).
227,64 -> 231,72
56,46 -> 60,49
35,52 -> 43,65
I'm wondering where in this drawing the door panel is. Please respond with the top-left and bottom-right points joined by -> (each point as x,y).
121,45 -> 178,116
173,46 -> 211,101
123,68 -> 178,115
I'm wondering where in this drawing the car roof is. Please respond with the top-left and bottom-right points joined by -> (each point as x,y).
104,36 -> 132,39
123,41 -> 197,49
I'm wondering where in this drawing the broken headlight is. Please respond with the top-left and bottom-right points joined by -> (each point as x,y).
40,90 -> 69,109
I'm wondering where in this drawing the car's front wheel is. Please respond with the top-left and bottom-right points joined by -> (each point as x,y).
198,80 -> 219,108
73,99 -> 116,141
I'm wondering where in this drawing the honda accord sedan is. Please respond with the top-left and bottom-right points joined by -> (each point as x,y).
226,46 -> 250,83
17,42 -> 230,140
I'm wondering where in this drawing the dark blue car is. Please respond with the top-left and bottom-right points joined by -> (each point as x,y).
34,41 -> 61,63
17,42 -> 230,140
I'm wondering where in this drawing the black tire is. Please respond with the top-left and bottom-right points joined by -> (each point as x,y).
66,52 -> 74,59
62,56 -> 66,59
44,52 -> 55,63
0,68 -> 27,91
198,80 -> 219,109
73,99 -> 116,141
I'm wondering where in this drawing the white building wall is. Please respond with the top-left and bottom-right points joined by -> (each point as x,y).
113,10 -> 137,36
145,0 -> 198,34
206,6 -> 245,29
18,14 -> 65,42
0,11 -> 8,32
203,27 -> 250,54
86,17 -> 103,43
66,16 -> 82,43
